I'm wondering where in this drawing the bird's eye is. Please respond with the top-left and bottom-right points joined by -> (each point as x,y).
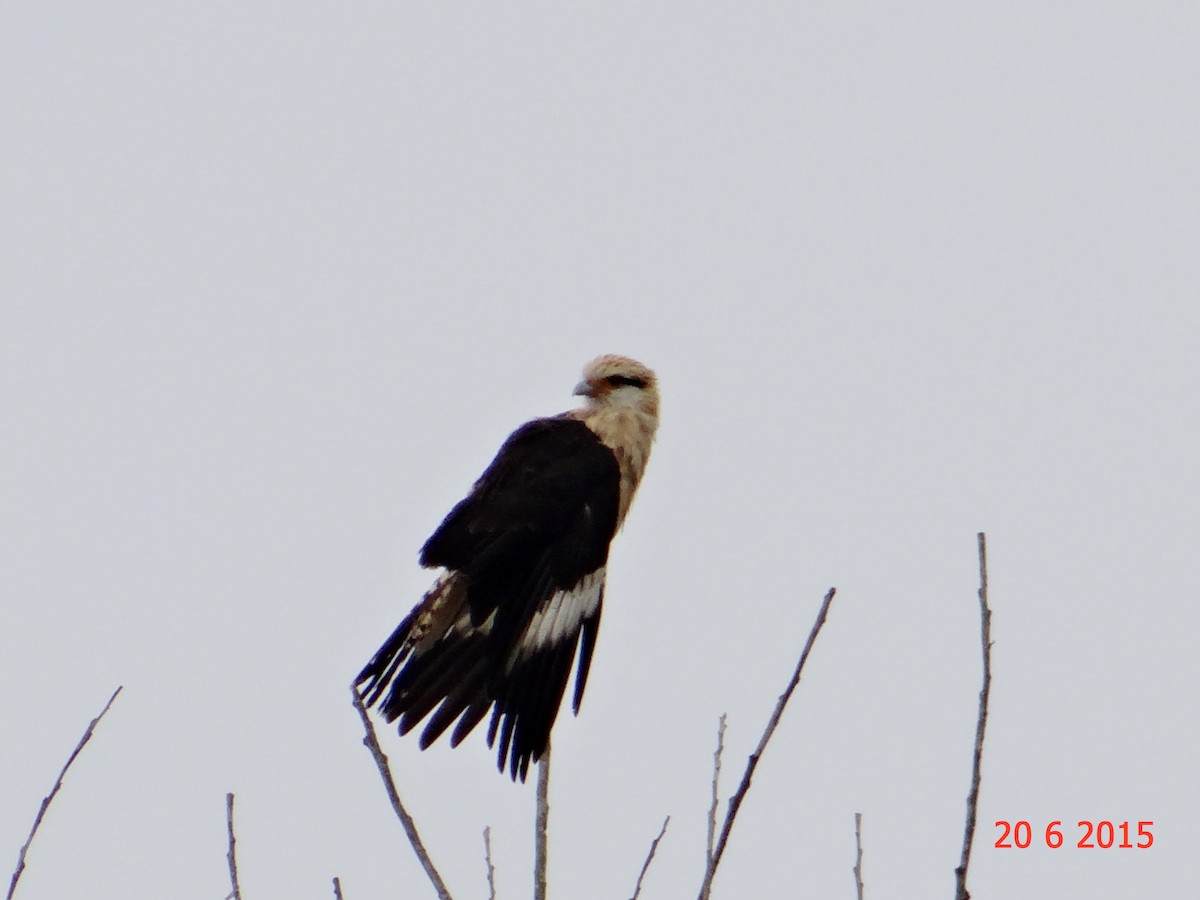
606,374 -> 647,389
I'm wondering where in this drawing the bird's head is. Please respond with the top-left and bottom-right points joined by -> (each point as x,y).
573,354 -> 659,412
572,354 -> 659,525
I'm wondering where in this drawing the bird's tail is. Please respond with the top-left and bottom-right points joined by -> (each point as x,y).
355,609 -> 419,709
355,570 -> 473,714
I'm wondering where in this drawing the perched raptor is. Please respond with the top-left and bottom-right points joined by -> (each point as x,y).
356,355 -> 659,780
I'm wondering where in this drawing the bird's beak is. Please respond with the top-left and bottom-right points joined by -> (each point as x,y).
573,379 -> 597,398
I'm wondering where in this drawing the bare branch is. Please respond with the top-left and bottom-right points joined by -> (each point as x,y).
7,685 -> 123,900
698,587 -> 838,900
225,793 -> 243,900
853,813 -> 865,900
350,685 -> 453,900
482,827 -> 496,900
332,876 -> 344,900
534,744 -> 550,900
629,816 -> 670,900
954,533 -> 992,900
706,715 -> 726,870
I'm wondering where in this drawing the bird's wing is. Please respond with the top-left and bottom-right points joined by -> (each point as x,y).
421,417 -> 619,576
375,416 -> 622,779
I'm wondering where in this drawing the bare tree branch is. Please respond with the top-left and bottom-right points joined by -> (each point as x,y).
225,793 -> 243,900
332,876 -> 344,900
482,827 -> 496,900
7,685 -> 123,900
534,744 -> 550,900
853,812 -> 865,900
698,587 -> 838,900
954,533 -> 992,900
706,715 -> 726,870
629,816 -> 670,900
350,685 -> 454,900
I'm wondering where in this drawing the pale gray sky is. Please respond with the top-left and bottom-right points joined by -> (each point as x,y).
2,3 -> 1197,898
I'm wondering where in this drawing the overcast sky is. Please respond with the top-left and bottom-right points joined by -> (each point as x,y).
2,3 -> 1197,898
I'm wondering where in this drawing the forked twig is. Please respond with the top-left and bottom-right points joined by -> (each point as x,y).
534,744 -> 551,900
698,587 -> 838,900
954,534 -> 992,900
853,812 -> 865,900
629,816 -> 670,900
7,686 -> 123,900
226,793 -> 243,900
350,685 -> 453,900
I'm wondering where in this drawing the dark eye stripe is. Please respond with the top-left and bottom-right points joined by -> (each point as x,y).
606,374 -> 647,389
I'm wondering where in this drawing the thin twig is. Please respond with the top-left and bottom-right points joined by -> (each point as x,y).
629,816 -> 670,900
7,686 -> 123,900
954,534 -> 992,900
226,793 -> 243,900
350,685 -> 453,900
698,587 -> 838,900
332,876 -> 344,900
534,743 -> 550,900
483,827 -> 496,900
853,812 -> 865,900
706,715 -> 726,870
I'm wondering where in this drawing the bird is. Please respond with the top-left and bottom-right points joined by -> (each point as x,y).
356,354 -> 659,780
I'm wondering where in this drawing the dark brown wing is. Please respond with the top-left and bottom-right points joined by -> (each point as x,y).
356,416 -> 620,780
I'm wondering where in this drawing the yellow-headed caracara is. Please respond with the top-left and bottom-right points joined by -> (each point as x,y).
356,355 -> 659,780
